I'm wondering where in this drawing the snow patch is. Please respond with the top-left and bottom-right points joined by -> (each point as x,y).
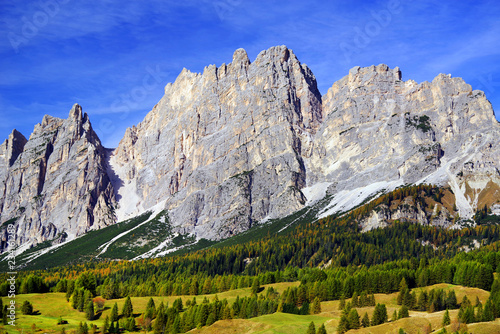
301,182 -> 331,206
318,179 -> 403,219
132,233 -> 199,260
96,200 -> 166,257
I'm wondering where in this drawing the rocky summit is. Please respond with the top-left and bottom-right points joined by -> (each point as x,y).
1,46 -> 499,254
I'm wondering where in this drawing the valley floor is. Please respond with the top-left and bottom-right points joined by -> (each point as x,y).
1,283 -> 498,334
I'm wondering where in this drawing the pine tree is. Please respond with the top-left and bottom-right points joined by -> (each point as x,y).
347,308 -> 360,329
371,304 -> 388,326
312,297 -> 321,314
306,321 -> 316,334
111,302 -> 118,322
442,309 -> 450,327
339,295 -> 345,310
85,300 -> 94,320
251,278 -> 260,295
317,323 -> 327,334
21,300 -> 34,315
122,296 -> 133,318
103,316 -> 110,334
337,314 -> 349,334
398,305 -> 409,319
361,312 -> 370,327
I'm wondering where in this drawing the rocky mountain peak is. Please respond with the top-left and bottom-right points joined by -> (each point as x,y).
1,129 -> 27,167
232,48 -> 250,67
1,46 -> 500,255
0,105 -> 116,251
68,103 -> 83,121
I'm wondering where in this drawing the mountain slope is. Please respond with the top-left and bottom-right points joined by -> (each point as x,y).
1,46 -> 499,255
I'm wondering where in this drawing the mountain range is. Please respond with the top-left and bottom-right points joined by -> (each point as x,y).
1,45 -> 499,262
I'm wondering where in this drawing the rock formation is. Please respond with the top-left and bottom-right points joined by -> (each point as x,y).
1,46 -> 499,252
0,104 -> 116,250
110,46 -> 322,239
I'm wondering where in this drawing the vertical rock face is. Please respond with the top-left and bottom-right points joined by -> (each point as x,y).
0,104 -> 116,250
307,64 -> 499,220
1,47 -> 500,251
111,46 -> 323,239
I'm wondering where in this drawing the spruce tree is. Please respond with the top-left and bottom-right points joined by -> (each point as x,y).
337,314 -> 349,334
317,323 -> 327,334
83,322 -> 89,334
347,308 -> 360,329
483,299 -> 495,321
2,305 -> 7,325
251,278 -> 260,295
103,315 -> 110,334
306,321 -> 316,334
153,308 -> 165,334
312,297 -> 321,314
361,312 -> 370,327
442,308 -> 450,327
371,304 -> 388,326
398,305 -> 409,319
122,296 -> 133,318
111,302 -> 118,322
85,300 -> 94,320
125,317 -> 135,331
108,321 -> 115,334
339,295 -> 345,310
145,297 -> 156,319
445,291 -> 457,309
21,300 -> 34,315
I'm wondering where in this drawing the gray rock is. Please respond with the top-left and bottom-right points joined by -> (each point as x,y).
2,47 -> 500,251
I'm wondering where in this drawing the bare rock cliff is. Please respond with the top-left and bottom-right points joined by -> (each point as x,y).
0,104 -> 116,250
1,47 -> 500,251
308,64 -> 499,221
111,46 -> 322,239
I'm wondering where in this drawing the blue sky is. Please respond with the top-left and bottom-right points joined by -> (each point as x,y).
1,0 -> 499,148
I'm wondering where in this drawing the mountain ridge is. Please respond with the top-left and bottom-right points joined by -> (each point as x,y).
1,45 -> 499,255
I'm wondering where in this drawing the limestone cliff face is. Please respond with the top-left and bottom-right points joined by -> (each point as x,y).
1,47 -> 500,251
111,46 -> 322,239
309,64 -> 499,221
0,104 -> 116,250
